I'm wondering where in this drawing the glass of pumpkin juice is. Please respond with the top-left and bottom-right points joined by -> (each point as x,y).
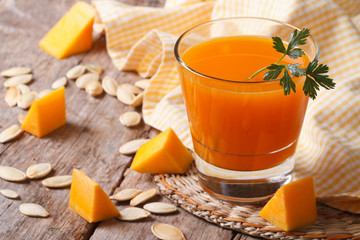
175,17 -> 319,202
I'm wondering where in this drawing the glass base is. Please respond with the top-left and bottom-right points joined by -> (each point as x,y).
194,152 -> 294,203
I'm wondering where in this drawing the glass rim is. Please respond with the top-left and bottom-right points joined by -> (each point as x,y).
174,16 -> 320,84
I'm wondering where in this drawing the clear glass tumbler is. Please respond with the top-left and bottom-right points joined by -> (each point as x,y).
175,17 -> 319,202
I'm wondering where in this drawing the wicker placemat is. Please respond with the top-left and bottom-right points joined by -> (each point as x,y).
153,162 -> 360,239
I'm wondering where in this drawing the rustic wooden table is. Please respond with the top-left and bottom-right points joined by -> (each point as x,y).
0,0 -> 259,239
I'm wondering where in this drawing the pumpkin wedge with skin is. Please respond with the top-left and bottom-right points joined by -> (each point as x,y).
259,176 -> 317,231
69,169 -> 119,223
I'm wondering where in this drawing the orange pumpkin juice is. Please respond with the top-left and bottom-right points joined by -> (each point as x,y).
180,36 -> 309,171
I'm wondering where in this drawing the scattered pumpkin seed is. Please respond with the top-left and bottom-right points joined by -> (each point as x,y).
26,163 -> 52,179
85,64 -> 102,75
76,73 -> 99,89
42,175 -> 72,188
17,91 -> 37,109
119,138 -> 149,155
130,188 -> 157,207
120,83 -> 143,95
51,77 -> 67,89
38,89 -> 52,98
119,111 -> 141,127
0,125 -> 23,143
0,189 -> 19,199
5,87 -> 19,107
102,76 -> 118,96
19,203 -> 49,218
85,80 -> 103,97
16,84 -> 31,94
116,86 -> 135,105
0,166 -> 27,182
151,223 -> 185,240
18,114 -> 26,125
1,67 -> 31,77
129,91 -> 144,107
4,74 -> 32,87
110,188 -> 143,201
143,202 -> 177,214
135,79 -> 150,90
66,65 -> 86,79
117,207 -> 150,221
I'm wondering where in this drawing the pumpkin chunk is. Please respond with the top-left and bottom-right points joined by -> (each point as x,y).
130,128 -> 192,174
69,169 -> 119,223
21,87 -> 66,138
39,1 -> 95,59
259,176 -> 317,231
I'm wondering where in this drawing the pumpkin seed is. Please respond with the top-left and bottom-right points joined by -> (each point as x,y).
116,86 -> 135,105
85,80 -> 103,97
0,166 -> 27,182
0,189 -> 19,199
135,79 -> 150,90
1,67 -> 31,77
4,74 -> 32,87
129,91 -> 144,107
120,83 -> 143,95
66,65 -> 85,79
119,111 -> 141,127
42,175 -> 72,188
117,207 -> 150,221
0,125 -> 23,143
18,114 -> 26,124
16,84 -> 31,94
119,138 -> 149,155
143,202 -> 177,214
5,87 -> 19,107
76,73 -> 99,89
102,76 -> 118,96
130,188 -> 157,206
17,91 -> 37,109
26,163 -> 52,179
51,77 -> 67,89
38,89 -> 52,98
151,223 -> 185,240
19,203 -> 49,218
110,188 -> 143,201
85,64 -> 102,74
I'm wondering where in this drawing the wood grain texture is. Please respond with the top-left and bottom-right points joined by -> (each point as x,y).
0,0 -> 258,239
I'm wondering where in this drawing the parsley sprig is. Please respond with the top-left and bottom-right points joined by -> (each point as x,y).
249,28 -> 335,99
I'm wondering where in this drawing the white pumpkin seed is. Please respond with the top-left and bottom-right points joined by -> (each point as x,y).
117,207 -> 150,221
4,74 -> 32,87
85,64 -> 102,74
38,89 -> 52,98
18,114 -> 26,125
42,175 -> 72,188
151,223 -> 185,240
135,79 -> 150,90
119,111 -> 141,127
26,163 -> 52,179
143,202 -> 177,214
0,125 -> 23,143
19,203 -> 49,217
129,91 -> 144,108
85,80 -> 103,97
5,87 -> 19,107
76,73 -> 99,89
51,77 -> 67,89
130,188 -> 157,207
0,166 -> 27,182
110,188 -> 143,201
1,67 -> 31,77
0,189 -> 19,199
17,91 -> 37,109
66,65 -> 85,79
120,83 -> 143,95
119,138 -> 149,155
116,86 -> 135,105
16,84 -> 31,94
102,76 -> 118,96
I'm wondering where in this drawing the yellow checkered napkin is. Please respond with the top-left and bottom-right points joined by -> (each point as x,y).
93,0 -> 360,213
